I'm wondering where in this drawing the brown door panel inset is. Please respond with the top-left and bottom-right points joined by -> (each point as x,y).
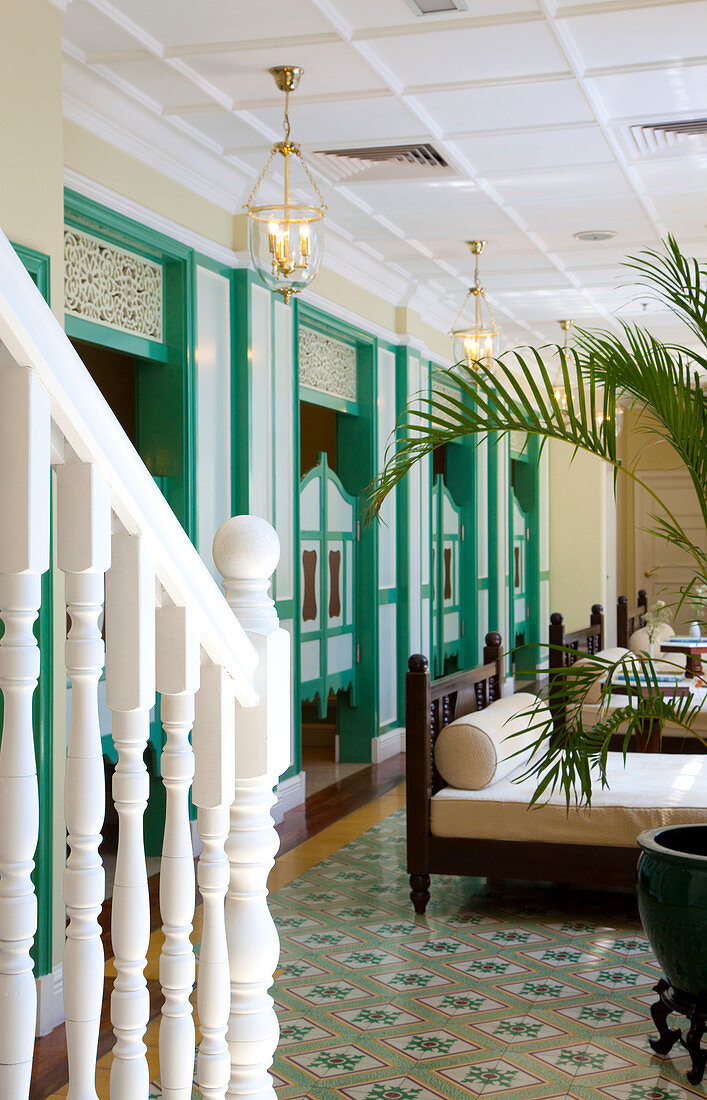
328,549 -> 342,619
443,547 -> 452,600
302,549 -> 318,621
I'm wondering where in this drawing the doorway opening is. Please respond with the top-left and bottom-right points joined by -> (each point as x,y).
71,336 -> 167,870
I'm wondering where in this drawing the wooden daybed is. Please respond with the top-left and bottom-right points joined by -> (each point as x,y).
405,628 -> 707,914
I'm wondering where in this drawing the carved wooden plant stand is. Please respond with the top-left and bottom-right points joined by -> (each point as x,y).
649,979 -> 707,1085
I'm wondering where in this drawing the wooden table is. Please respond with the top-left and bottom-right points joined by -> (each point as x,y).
660,637 -> 707,678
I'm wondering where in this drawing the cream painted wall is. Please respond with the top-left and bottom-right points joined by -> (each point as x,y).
0,0 -> 64,313
64,121 -> 236,250
549,442 -> 616,635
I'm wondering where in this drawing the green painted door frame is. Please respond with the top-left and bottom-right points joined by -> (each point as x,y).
64,190 -> 197,543
295,302 -> 379,764
509,435 -> 541,677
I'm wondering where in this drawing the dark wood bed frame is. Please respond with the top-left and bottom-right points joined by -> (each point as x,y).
405,628 -> 639,915
617,589 -> 648,649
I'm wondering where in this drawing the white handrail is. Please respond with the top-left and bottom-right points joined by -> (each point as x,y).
0,231 -> 257,705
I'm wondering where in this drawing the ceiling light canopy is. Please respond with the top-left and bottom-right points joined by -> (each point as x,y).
450,240 -> 500,371
245,66 -> 326,305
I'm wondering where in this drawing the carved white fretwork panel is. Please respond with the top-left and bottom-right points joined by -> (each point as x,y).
298,326 -> 356,402
64,227 -> 164,342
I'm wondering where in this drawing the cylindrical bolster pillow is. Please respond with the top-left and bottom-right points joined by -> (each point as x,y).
629,623 -> 674,653
434,692 -> 552,790
572,646 -> 632,704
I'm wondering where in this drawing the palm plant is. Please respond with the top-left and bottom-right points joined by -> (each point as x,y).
368,237 -> 707,805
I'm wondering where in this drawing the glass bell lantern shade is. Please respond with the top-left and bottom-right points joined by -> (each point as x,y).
246,66 -> 326,305
450,240 -> 499,371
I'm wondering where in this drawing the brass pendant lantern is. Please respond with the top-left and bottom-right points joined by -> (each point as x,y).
554,319 -> 573,416
245,66 -> 326,304
556,319 -> 624,435
451,240 -> 500,370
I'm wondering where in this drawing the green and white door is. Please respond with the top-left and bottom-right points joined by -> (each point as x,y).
432,473 -> 463,678
300,452 -> 358,717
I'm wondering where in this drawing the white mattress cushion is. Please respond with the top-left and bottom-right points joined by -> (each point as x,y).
434,692 -> 551,790
430,752 -> 707,848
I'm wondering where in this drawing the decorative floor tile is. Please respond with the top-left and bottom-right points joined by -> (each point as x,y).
285,1043 -> 389,1079
596,1077 -> 702,1099
326,948 -> 405,970
554,1000 -> 648,1028
592,935 -> 653,957
287,979 -> 373,1006
476,926 -> 552,947
498,977 -> 589,1003
434,911 -> 504,929
337,1074 -> 450,1100
579,966 -> 653,990
332,1003 -> 425,1032
372,967 -> 453,991
448,954 -> 531,980
415,990 -> 510,1017
530,1040 -> 635,1077
277,1016 -> 337,1046
520,946 -> 601,968
436,1056 -> 547,1095
273,913 -> 326,932
286,929 -> 362,950
404,935 -> 476,958
379,1028 -> 481,1061
328,905 -> 392,922
362,920 -> 421,940
542,920 -> 611,937
471,1014 -> 568,1044
277,960 -> 330,980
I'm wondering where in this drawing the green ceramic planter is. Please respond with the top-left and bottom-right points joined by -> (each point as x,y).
637,823 -> 707,998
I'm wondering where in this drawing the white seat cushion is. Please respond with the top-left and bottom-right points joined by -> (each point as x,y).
430,753 -> 707,847
434,692 -> 551,790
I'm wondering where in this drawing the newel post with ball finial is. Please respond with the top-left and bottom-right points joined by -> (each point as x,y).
212,515 -> 291,1100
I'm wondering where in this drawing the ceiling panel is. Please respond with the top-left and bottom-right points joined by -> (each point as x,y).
563,2 -> 707,70
95,57 -> 217,108
451,125 -> 613,171
171,109 -> 265,149
364,23 -> 569,86
516,194 -> 649,230
326,0 -> 540,32
185,42 -> 386,103
487,163 -> 632,202
535,221 -> 655,254
248,96 -> 426,146
411,79 -> 592,133
629,156 -> 707,195
589,65 -> 707,122
109,0 -> 333,49
63,0 -> 141,55
331,178 -> 485,215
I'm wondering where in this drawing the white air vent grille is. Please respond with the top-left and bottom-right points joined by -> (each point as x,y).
629,118 -> 707,156
310,143 -> 454,183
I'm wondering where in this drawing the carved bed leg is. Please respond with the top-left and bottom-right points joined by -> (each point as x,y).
649,980 -> 682,1056
410,874 -> 430,915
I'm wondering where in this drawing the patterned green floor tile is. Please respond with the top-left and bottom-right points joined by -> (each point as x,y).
379,1027 -> 481,1061
332,1004 -> 426,1032
471,1013 -> 569,1045
435,1055 -> 548,1095
553,1001 -> 649,1029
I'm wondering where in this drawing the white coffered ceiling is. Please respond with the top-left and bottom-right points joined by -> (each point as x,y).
61,0 -> 707,349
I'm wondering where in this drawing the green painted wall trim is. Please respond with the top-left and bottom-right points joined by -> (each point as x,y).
10,242 -> 53,978
64,189 -> 197,544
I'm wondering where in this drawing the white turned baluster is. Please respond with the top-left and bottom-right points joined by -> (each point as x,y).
57,462 -> 111,1100
0,356 -> 50,1099
105,529 -> 155,1100
192,661 -> 236,1100
156,603 -> 199,1100
212,517 -> 290,1100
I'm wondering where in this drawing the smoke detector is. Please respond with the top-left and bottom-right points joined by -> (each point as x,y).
573,230 -> 617,242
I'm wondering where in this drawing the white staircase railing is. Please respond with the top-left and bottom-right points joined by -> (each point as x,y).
0,233 -> 290,1100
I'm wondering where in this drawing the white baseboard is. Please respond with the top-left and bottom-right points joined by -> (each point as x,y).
372,727 -> 405,763
36,963 -> 64,1037
273,771 -> 306,824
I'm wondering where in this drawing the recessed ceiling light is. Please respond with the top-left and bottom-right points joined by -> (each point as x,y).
573,230 -> 617,242
405,0 -> 467,14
